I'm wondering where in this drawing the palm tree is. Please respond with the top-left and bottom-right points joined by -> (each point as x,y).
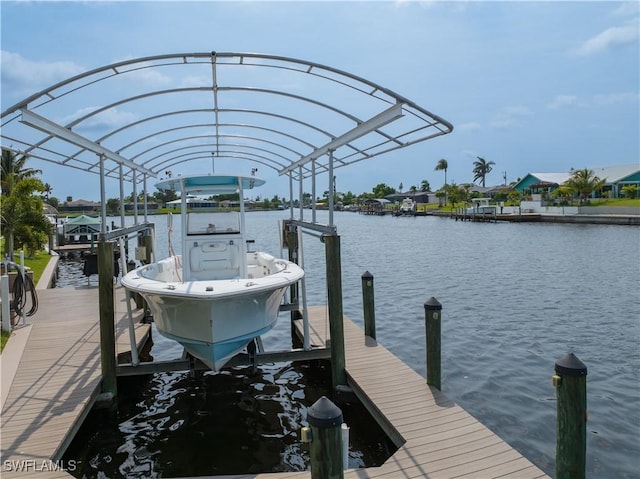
434,159 -> 448,205
1,148 -> 42,196
565,168 -> 606,204
1,149 -> 47,258
472,157 -> 495,187
43,183 -> 53,200
434,159 -> 448,187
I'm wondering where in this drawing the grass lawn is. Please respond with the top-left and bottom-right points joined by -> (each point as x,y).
587,198 -> 640,207
1,330 -> 10,351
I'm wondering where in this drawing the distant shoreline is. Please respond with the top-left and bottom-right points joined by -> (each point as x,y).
428,210 -> 640,225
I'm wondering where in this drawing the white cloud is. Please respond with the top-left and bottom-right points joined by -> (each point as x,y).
593,92 -> 639,106
576,20 -> 639,56
489,118 -> 517,129
457,122 -> 482,131
547,95 -> 583,110
180,75 -> 209,88
60,106 -> 138,130
0,50 -> 85,93
502,105 -> 532,116
124,68 -> 174,88
612,2 -> 639,17
547,92 -> 638,110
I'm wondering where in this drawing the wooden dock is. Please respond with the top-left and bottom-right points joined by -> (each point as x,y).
1,288 -> 549,478
288,307 -> 549,479
0,286 -> 149,478
51,244 -> 97,254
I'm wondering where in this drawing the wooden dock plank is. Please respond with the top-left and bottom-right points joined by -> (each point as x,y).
1,289 -> 548,479
293,307 -> 549,479
1,285 -> 148,479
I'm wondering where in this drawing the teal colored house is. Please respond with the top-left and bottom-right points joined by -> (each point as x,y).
513,164 -> 640,198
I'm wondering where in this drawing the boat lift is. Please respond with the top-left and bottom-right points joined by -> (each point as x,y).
1,52 -> 453,392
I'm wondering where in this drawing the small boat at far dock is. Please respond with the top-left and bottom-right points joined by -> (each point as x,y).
398,197 -> 416,215
121,174 -> 304,371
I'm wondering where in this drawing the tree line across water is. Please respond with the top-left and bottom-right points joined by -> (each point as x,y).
2,149 -> 637,259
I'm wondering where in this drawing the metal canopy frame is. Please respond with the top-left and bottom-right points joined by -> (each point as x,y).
1,52 -> 453,190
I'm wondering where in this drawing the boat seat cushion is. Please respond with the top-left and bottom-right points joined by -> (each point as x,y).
188,239 -> 241,280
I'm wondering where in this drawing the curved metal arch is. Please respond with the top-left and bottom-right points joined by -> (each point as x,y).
57,86 -> 358,167
158,154 -> 282,180
129,134 -> 303,164
2,51 -> 453,188
116,120 -> 318,156
102,108 -> 331,148
2,51 -> 447,124
60,108 -> 323,165
151,148 -> 289,176
140,144 -> 291,173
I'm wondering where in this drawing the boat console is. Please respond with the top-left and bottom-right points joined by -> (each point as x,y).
184,212 -> 247,281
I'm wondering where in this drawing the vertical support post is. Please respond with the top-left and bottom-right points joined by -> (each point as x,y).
554,353 -> 587,479
18,251 -> 26,325
140,234 -> 152,265
298,166 -> 304,221
143,173 -> 148,223
132,169 -> 139,225
328,150 -> 335,227
289,172 -> 294,217
1,274 -> 11,332
361,271 -> 375,340
118,238 -> 139,366
424,297 -> 442,390
297,227 -> 310,350
99,155 -> 107,235
325,233 -> 346,388
98,240 -> 117,398
119,164 -> 126,228
311,159 -> 317,223
287,228 -> 300,342
307,396 -> 344,479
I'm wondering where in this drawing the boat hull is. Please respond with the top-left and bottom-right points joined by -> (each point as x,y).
121,252 -> 303,371
143,286 -> 286,370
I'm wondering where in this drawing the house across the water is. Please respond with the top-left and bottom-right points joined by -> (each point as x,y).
513,164 -> 640,199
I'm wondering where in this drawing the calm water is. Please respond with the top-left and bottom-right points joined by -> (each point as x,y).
64,211 -> 640,478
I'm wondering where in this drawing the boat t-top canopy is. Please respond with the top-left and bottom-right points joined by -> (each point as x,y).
156,174 -> 265,196
1,52 -> 452,185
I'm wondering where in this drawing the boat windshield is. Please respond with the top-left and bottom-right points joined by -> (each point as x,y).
187,212 -> 241,235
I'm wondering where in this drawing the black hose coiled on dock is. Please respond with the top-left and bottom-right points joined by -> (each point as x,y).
11,269 -> 38,320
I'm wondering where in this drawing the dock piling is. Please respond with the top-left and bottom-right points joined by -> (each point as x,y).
98,240 -> 117,399
307,395 -> 344,479
424,297 -> 442,390
324,233 -> 347,388
553,353 -> 587,479
361,271 -> 375,339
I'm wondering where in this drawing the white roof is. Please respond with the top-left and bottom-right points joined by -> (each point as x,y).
530,173 -> 571,184
589,164 -> 639,182
530,164 -> 639,185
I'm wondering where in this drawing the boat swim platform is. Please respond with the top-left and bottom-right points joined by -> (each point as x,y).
0,286 -> 150,479
0,288 -> 548,478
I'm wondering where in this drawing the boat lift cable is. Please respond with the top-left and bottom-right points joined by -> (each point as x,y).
5,261 -> 38,322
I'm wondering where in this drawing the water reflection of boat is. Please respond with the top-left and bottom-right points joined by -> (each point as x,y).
121,174 -> 304,371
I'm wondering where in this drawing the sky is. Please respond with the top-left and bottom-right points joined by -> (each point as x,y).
1,0 -> 638,202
